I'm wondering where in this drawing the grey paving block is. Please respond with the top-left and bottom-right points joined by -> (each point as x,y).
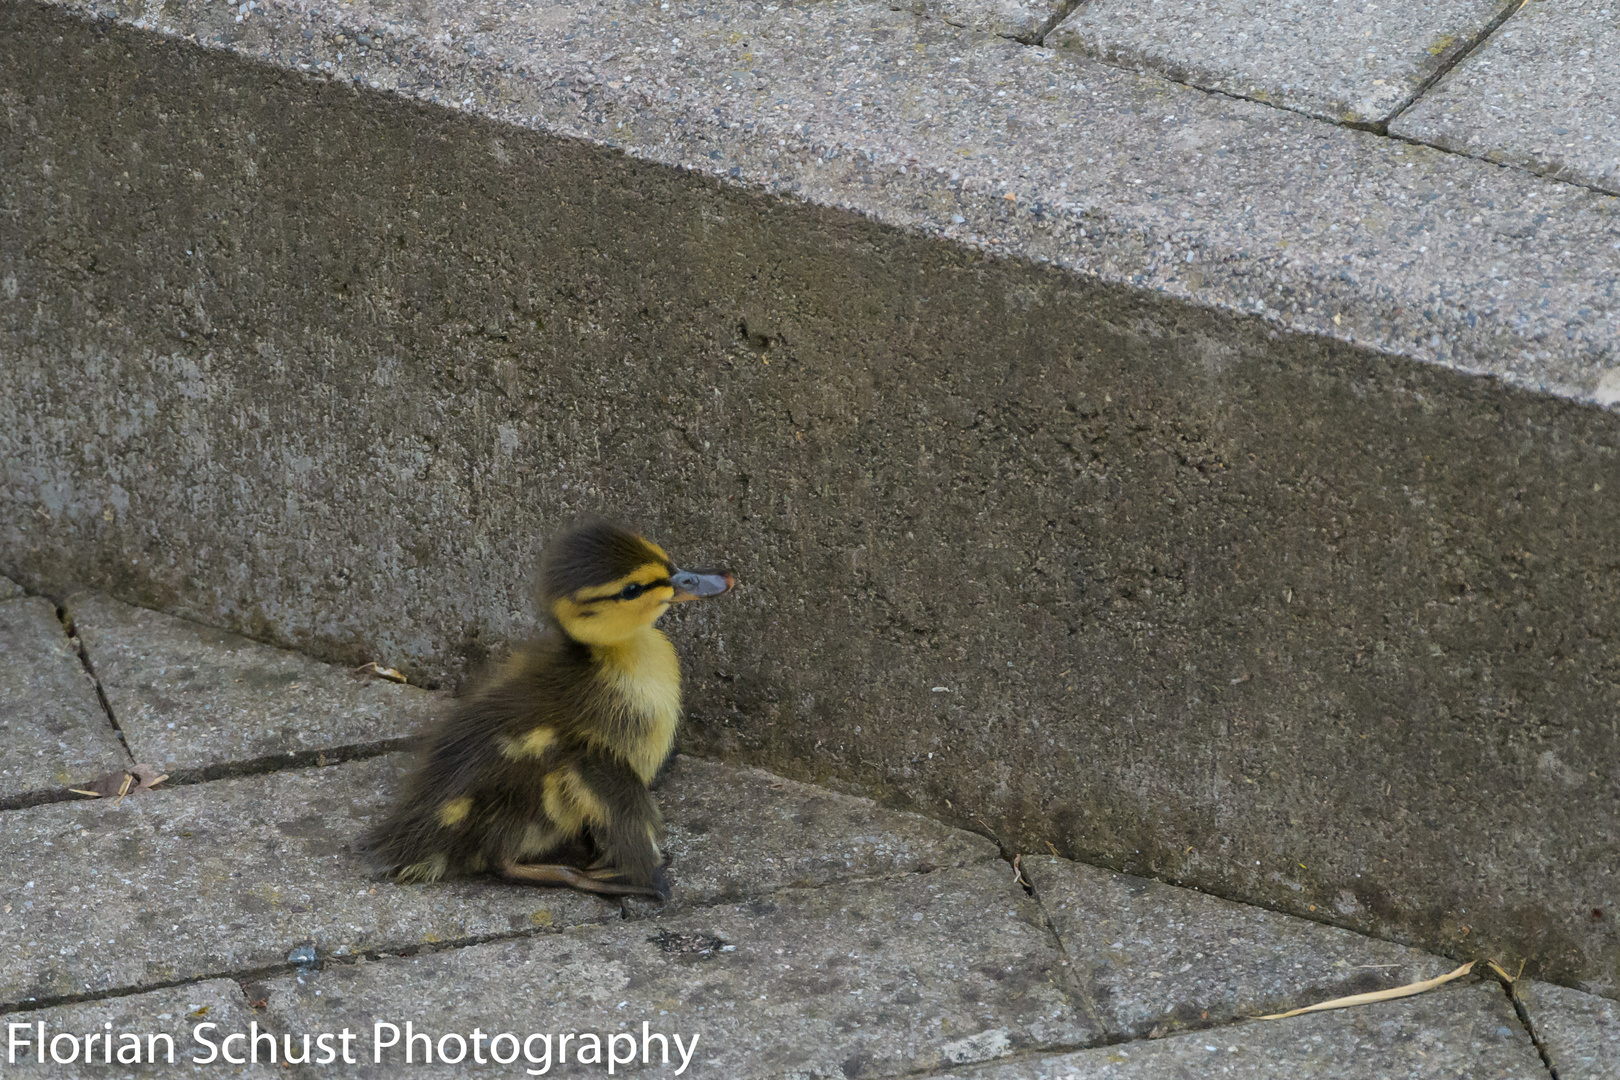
0,597 -> 127,803
1521,980 -> 1620,1080
1392,0 -> 1620,195
64,593 -> 445,775
906,0 -> 1070,43
0,980 -> 272,1076
1048,0 -> 1513,126
0,575 -> 22,601
261,867 -> 1089,1078
924,984 -> 1543,1078
652,755 -> 999,903
0,753 -> 996,1008
1025,856 -> 1455,1039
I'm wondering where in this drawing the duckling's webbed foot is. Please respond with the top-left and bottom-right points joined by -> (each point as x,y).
500,859 -> 669,900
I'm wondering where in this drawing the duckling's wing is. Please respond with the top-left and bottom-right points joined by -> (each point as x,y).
358,681 -> 541,876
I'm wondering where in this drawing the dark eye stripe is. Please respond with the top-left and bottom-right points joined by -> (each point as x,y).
577,578 -> 673,605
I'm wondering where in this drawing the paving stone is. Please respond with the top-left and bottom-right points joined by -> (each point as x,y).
261,866 -> 1089,1078
64,593 -> 446,775
0,597 -> 127,804
651,755 -> 999,904
1520,980 -> 1620,1080
923,984 -> 1543,1079
1392,0 -> 1620,195
1048,0 -> 1513,126
905,0 -> 1070,44
0,575 -> 22,601
0,980 -> 272,1076
0,753 -> 996,1008
1025,855 -> 1456,1039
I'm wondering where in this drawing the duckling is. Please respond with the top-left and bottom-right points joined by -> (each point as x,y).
360,521 -> 734,900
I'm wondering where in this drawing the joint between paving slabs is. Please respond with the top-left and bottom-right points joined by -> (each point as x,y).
1027,0 -> 1083,47
1486,964 -> 1561,1079
0,854 -> 995,1016
1379,0 -> 1531,132
56,605 -> 134,766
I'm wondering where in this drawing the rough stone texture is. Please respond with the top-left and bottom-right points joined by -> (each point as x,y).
927,985 -> 1544,1079
1520,979 -> 1620,1080
906,0 -> 1072,44
0,980 -> 273,1076
652,755 -> 999,903
1048,0 -> 1514,126
1025,856 -> 1457,1039
0,574 -> 21,601
0,597 -> 127,804
1392,0 -> 1620,195
262,867 -> 1089,1078
3,0 -> 1620,993
65,592 -> 445,776
0,752 -> 992,1007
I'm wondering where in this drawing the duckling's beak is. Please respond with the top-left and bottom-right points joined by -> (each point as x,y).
669,568 -> 734,602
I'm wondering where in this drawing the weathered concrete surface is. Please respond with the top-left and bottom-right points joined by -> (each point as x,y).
1025,855 -> 1456,1039
0,753 -> 991,1007
262,867 -> 1089,1078
1392,0 -> 1620,196
907,0 -> 1071,44
927,985 -> 1544,1079
0,980 -> 272,1077
1048,0 -> 1514,126
3,0 -> 1620,993
0,574 -> 21,601
65,592 -> 444,776
651,755 -> 999,903
0,597 -> 127,804
1520,979 -> 1620,1080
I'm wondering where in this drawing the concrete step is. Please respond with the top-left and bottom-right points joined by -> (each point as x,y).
3,0 -> 1618,998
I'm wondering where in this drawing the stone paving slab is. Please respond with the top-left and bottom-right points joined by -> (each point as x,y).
36,0 -> 1620,407
1024,856 -> 1456,1039
1048,0 -> 1513,126
924,984 -> 1544,1078
0,597 -> 128,805
652,756 -> 999,904
1392,0 -> 1620,195
0,980 -> 272,1076
261,866 -> 1088,1078
0,753 -> 993,1008
1520,979 -> 1620,1080
64,592 -> 446,776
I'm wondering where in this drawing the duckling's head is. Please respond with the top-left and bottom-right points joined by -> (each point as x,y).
539,521 -> 734,646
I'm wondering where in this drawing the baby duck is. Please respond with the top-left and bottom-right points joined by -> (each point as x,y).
361,521 -> 734,900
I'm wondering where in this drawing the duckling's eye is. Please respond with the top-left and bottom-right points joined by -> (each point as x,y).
618,583 -> 646,601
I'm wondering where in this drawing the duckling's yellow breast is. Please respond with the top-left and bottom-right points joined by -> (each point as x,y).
594,628 -> 682,783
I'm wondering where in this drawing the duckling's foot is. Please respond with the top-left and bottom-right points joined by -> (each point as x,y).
500,860 -> 668,901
